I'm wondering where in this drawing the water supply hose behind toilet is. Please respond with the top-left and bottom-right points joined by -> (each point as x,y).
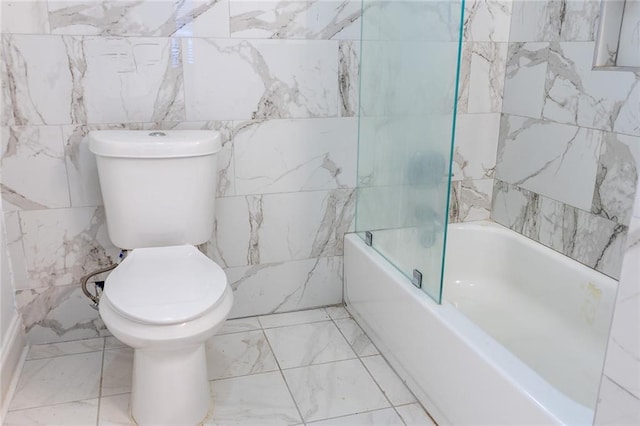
80,250 -> 126,310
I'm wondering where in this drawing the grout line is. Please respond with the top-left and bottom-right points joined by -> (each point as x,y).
259,328 -> 306,425
5,397 -> 102,414
95,337 -> 107,426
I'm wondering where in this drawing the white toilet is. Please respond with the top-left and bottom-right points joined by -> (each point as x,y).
89,130 -> 234,426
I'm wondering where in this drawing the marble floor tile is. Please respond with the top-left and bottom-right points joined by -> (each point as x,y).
101,348 -> 133,397
395,403 -> 437,426
104,337 -> 128,350
98,394 -> 132,426
4,399 -> 99,426
308,407 -> 405,425
9,352 -> 102,410
361,355 -> 416,406
216,317 -> 262,335
27,337 -> 104,360
324,305 -> 351,320
258,308 -> 330,329
283,359 -> 390,422
264,321 -> 356,369
205,330 -> 279,380
6,307 -> 437,426
205,371 -> 302,425
334,318 -> 379,357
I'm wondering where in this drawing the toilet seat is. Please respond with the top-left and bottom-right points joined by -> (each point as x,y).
104,245 -> 227,325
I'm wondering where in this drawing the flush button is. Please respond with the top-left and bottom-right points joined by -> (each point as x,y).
149,132 -> 167,137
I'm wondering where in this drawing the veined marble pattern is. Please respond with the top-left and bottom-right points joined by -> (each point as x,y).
509,0 -> 600,42
457,42 -> 508,113
2,35 -> 186,126
543,42 -> 639,137
502,42 -> 549,118
229,0 -> 361,40
595,376 -> 640,425
1,126 -> 70,211
492,180 -> 627,279
48,0 -> 230,37
15,284 -> 109,344
81,36 -> 185,123
495,114 -> 602,211
452,113 -> 499,180
233,118 -> 357,195
18,206 -> 119,289
339,41 -> 360,117
592,132 -> 640,226
209,189 -> 355,268
225,256 -> 343,318
183,38 -> 339,121
2,35 -> 74,126
463,0 -> 512,42
450,179 -> 493,223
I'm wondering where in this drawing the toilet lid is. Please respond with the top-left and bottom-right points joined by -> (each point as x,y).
104,245 -> 227,325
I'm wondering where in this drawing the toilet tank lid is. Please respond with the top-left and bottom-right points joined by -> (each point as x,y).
89,130 -> 222,158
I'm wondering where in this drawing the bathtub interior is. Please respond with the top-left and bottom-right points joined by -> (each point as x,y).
442,221 -> 617,409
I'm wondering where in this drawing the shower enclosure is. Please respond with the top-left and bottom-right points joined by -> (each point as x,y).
355,0 -> 464,303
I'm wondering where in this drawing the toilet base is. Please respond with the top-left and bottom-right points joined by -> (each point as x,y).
131,344 -> 210,426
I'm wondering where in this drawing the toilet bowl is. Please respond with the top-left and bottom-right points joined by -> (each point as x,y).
99,245 -> 233,425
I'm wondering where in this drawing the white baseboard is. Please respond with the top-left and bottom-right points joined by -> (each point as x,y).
1,315 -> 27,422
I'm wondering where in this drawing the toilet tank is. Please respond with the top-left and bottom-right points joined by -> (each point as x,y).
89,130 -> 222,249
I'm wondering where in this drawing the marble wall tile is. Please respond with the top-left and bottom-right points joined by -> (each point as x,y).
4,211 -> 28,290
463,0 -> 512,42
0,1 -> 50,34
1,126 -> 70,211
616,0 -> 640,67
2,35 -> 74,126
233,118 -> 357,195
226,256 -> 343,318
599,217 -> 640,400
495,115 -> 602,211
452,113 -> 499,180
592,132 -> 640,226
510,0 -> 600,42
81,36 -> 185,123
502,42 -> 549,118
457,42 -> 508,113
15,284 -> 108,344
595,376 -> 640,425
543,42 -> 639,136
229,0 -> 361,40
449,178 -> 493,223
492,180 -> 627,279
183,38 -> 339,121
208,189 -> 355,268
18,206 -> 119,289
48,0 -> 230,37
339,41 -> 360,117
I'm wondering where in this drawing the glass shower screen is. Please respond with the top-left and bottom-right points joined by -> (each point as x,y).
355,0 -> 464,303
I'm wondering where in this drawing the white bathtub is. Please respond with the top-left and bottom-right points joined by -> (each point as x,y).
344,221 -> 617,425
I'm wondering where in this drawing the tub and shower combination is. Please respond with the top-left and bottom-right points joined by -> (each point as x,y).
350,1 -> 617,424
344,222 -> 616,425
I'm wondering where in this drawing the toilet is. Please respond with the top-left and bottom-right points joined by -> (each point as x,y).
89,130 -> 233,426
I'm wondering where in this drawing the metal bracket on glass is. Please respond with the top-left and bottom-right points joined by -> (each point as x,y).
365,231 -> 373,247
412,269 -> 423,289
